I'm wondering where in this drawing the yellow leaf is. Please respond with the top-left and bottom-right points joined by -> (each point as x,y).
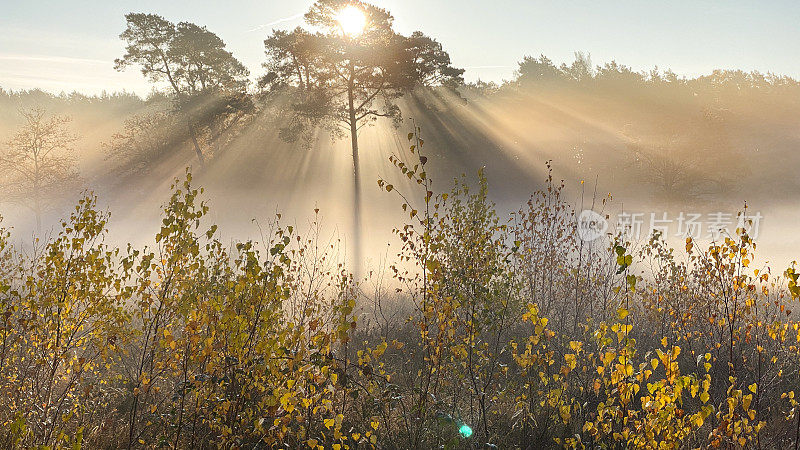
742,394 -> 752,411
695,416 -> 704,427
374,341 -> 388,357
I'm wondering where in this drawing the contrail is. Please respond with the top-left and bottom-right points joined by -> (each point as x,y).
246,12 -> 304,33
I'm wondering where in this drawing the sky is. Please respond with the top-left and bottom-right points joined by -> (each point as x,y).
2,0 -> 799,96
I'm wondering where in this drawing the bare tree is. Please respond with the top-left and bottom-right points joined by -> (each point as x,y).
0,108 -> 80,231
103,110 -> 181,176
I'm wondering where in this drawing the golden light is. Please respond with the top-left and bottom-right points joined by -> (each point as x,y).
336,5 -> 366,37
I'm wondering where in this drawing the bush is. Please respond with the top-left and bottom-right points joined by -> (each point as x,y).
1,138 -> 800,448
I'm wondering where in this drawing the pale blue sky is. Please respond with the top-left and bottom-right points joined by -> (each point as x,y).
2,0 -> 799,95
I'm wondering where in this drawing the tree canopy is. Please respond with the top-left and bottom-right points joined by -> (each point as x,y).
115,13 -> 250,164
261,0 -> 464,139
115,13 -> 249,97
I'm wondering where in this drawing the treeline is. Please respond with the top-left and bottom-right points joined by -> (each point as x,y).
4,52 -> 798,116
5,53 -> 798,131
467,51 -> 800,95
0,88 -> 150,138
5,49 -> 800,206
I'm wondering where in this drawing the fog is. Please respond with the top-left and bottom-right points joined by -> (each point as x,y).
2,63 -> 799,273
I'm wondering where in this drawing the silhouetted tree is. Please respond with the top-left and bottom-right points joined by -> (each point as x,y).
406,31 -> 464,89
115,13 -> 249,165
0,108 -> 79,230
562,51 -> 594,82
261,0 -> 463,274
515,54 -> 567,87
515,52 -> 596,87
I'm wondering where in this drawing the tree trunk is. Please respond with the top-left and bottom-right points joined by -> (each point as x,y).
187,119 -> 205,167
347,81 -> 362,278
34,199 -> 41,233
33,162 -> 41,233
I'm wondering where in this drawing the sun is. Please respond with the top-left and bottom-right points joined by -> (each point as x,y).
336,5 -> 366,37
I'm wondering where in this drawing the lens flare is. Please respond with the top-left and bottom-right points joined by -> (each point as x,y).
336,5 -> 366,36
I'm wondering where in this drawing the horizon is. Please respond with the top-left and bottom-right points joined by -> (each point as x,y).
3,0 -> 800,95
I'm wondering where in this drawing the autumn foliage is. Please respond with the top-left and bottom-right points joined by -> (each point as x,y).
2,134 -> 800,449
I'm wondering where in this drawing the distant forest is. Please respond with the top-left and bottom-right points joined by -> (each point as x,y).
1,52 -> 799,210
